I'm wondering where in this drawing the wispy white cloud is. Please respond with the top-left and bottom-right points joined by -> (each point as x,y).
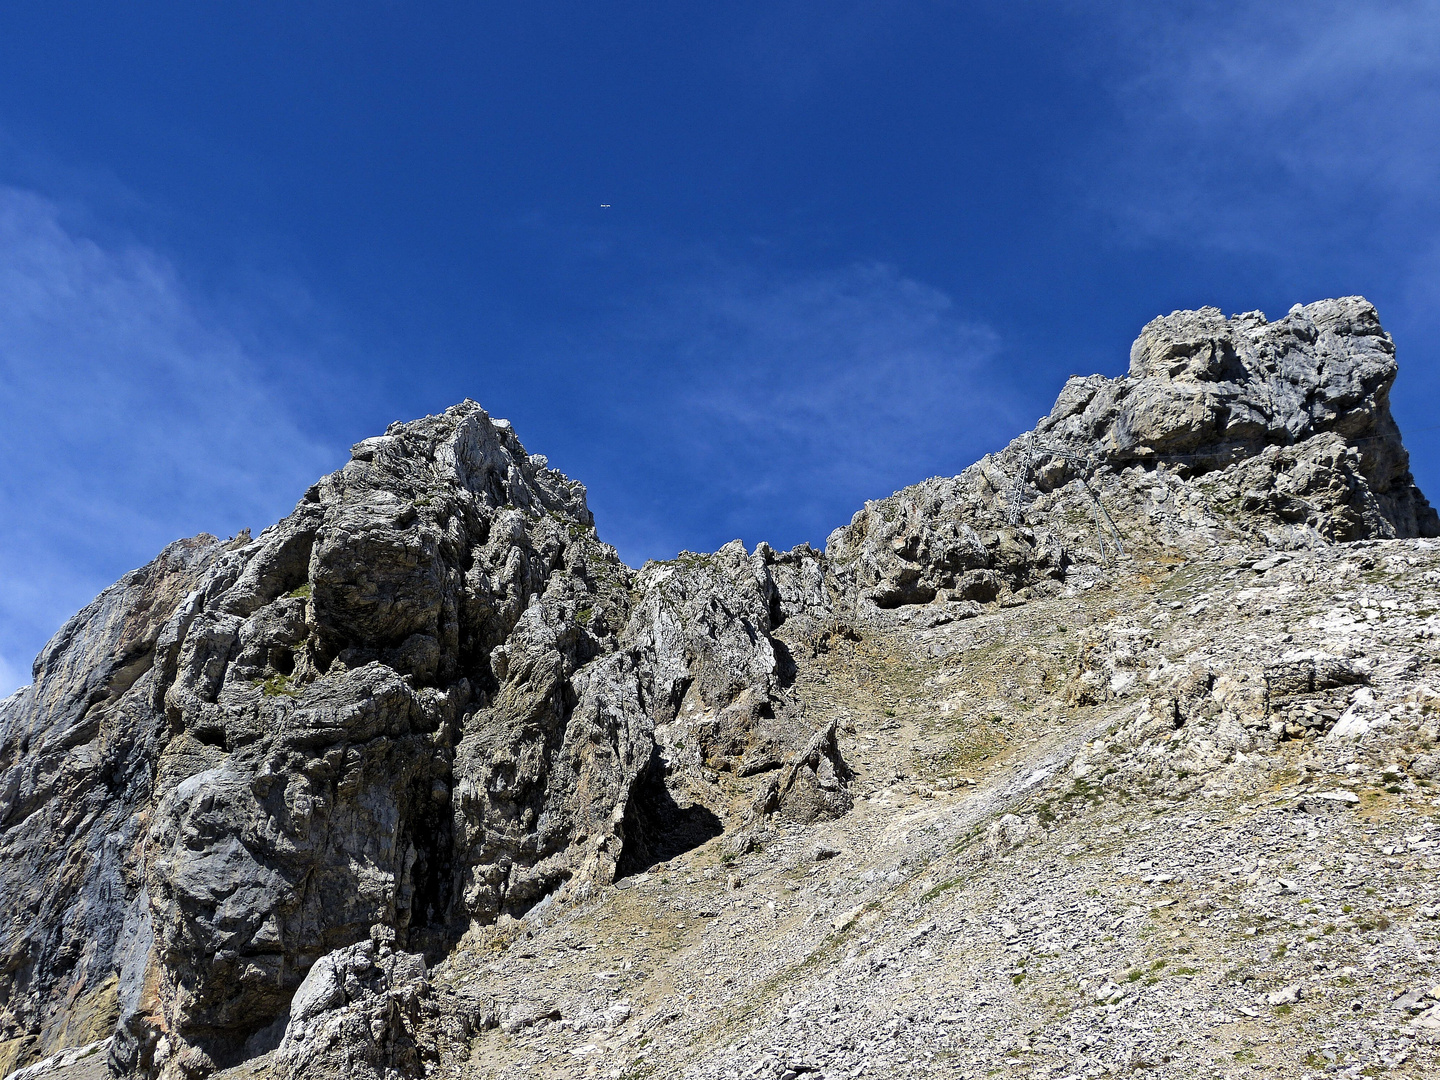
0,186 -> 336,694
667,262 -> 1008,482
1089,0 -> 1440,248
589,258 -> 1017,559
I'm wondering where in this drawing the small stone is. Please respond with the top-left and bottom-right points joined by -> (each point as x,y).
1267,984 -> 1304,1006
1394,988 -> 1429,1013
1412,1004 -> 1440,1031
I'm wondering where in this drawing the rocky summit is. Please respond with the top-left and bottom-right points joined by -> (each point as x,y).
2,297 -> 1438,1080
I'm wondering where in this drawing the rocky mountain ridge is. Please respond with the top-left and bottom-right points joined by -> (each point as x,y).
1,297 -> 1436,1080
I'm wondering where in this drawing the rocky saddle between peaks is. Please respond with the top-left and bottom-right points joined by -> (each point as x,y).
0,296 -> 1434,1080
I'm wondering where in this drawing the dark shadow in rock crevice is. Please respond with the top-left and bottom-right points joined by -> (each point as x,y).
772,638 -> 797,689
401,773 -> 464,962
616,752 -> 723,878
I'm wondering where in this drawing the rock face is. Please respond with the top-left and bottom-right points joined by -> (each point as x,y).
827,298 -> 1436,612
0,297 -> 1434,1080
0,403 -> 830,1079
0,535 -> 227,1078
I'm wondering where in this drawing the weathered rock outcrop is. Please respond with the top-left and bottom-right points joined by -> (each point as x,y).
827,298 -> 1436,610
0,403 -> 834,1079
750,719 -> 854,826
0,297 -> 1433,1080
271,940 -> 431,1080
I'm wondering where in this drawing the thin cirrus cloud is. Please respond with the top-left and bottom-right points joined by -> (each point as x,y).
1093,1 -> 1440,246
0,185 -> 336,694
583,259 -> 1017,562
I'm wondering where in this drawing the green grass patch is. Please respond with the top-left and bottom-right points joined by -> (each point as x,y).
921,876 -> 965,902
254,674 -> 300,698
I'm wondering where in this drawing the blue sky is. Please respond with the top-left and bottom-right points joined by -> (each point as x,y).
2,1 -> 1439,693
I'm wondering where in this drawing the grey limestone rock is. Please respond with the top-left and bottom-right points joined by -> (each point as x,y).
608,539 -> 837,875
269,941 -> 430,1080
0,534 -> 228,1076
629,541 -> 794,777
827,298 -> 1437,612
1,402 -> 827,1080
101,402 -> 634,1078
825,483 -> 1069,611
1,297 -> 1435,1080
748,719 -> 854,826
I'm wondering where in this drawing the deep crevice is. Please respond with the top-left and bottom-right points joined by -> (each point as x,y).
772,638 -> 797,689
616,750 -> 723,878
